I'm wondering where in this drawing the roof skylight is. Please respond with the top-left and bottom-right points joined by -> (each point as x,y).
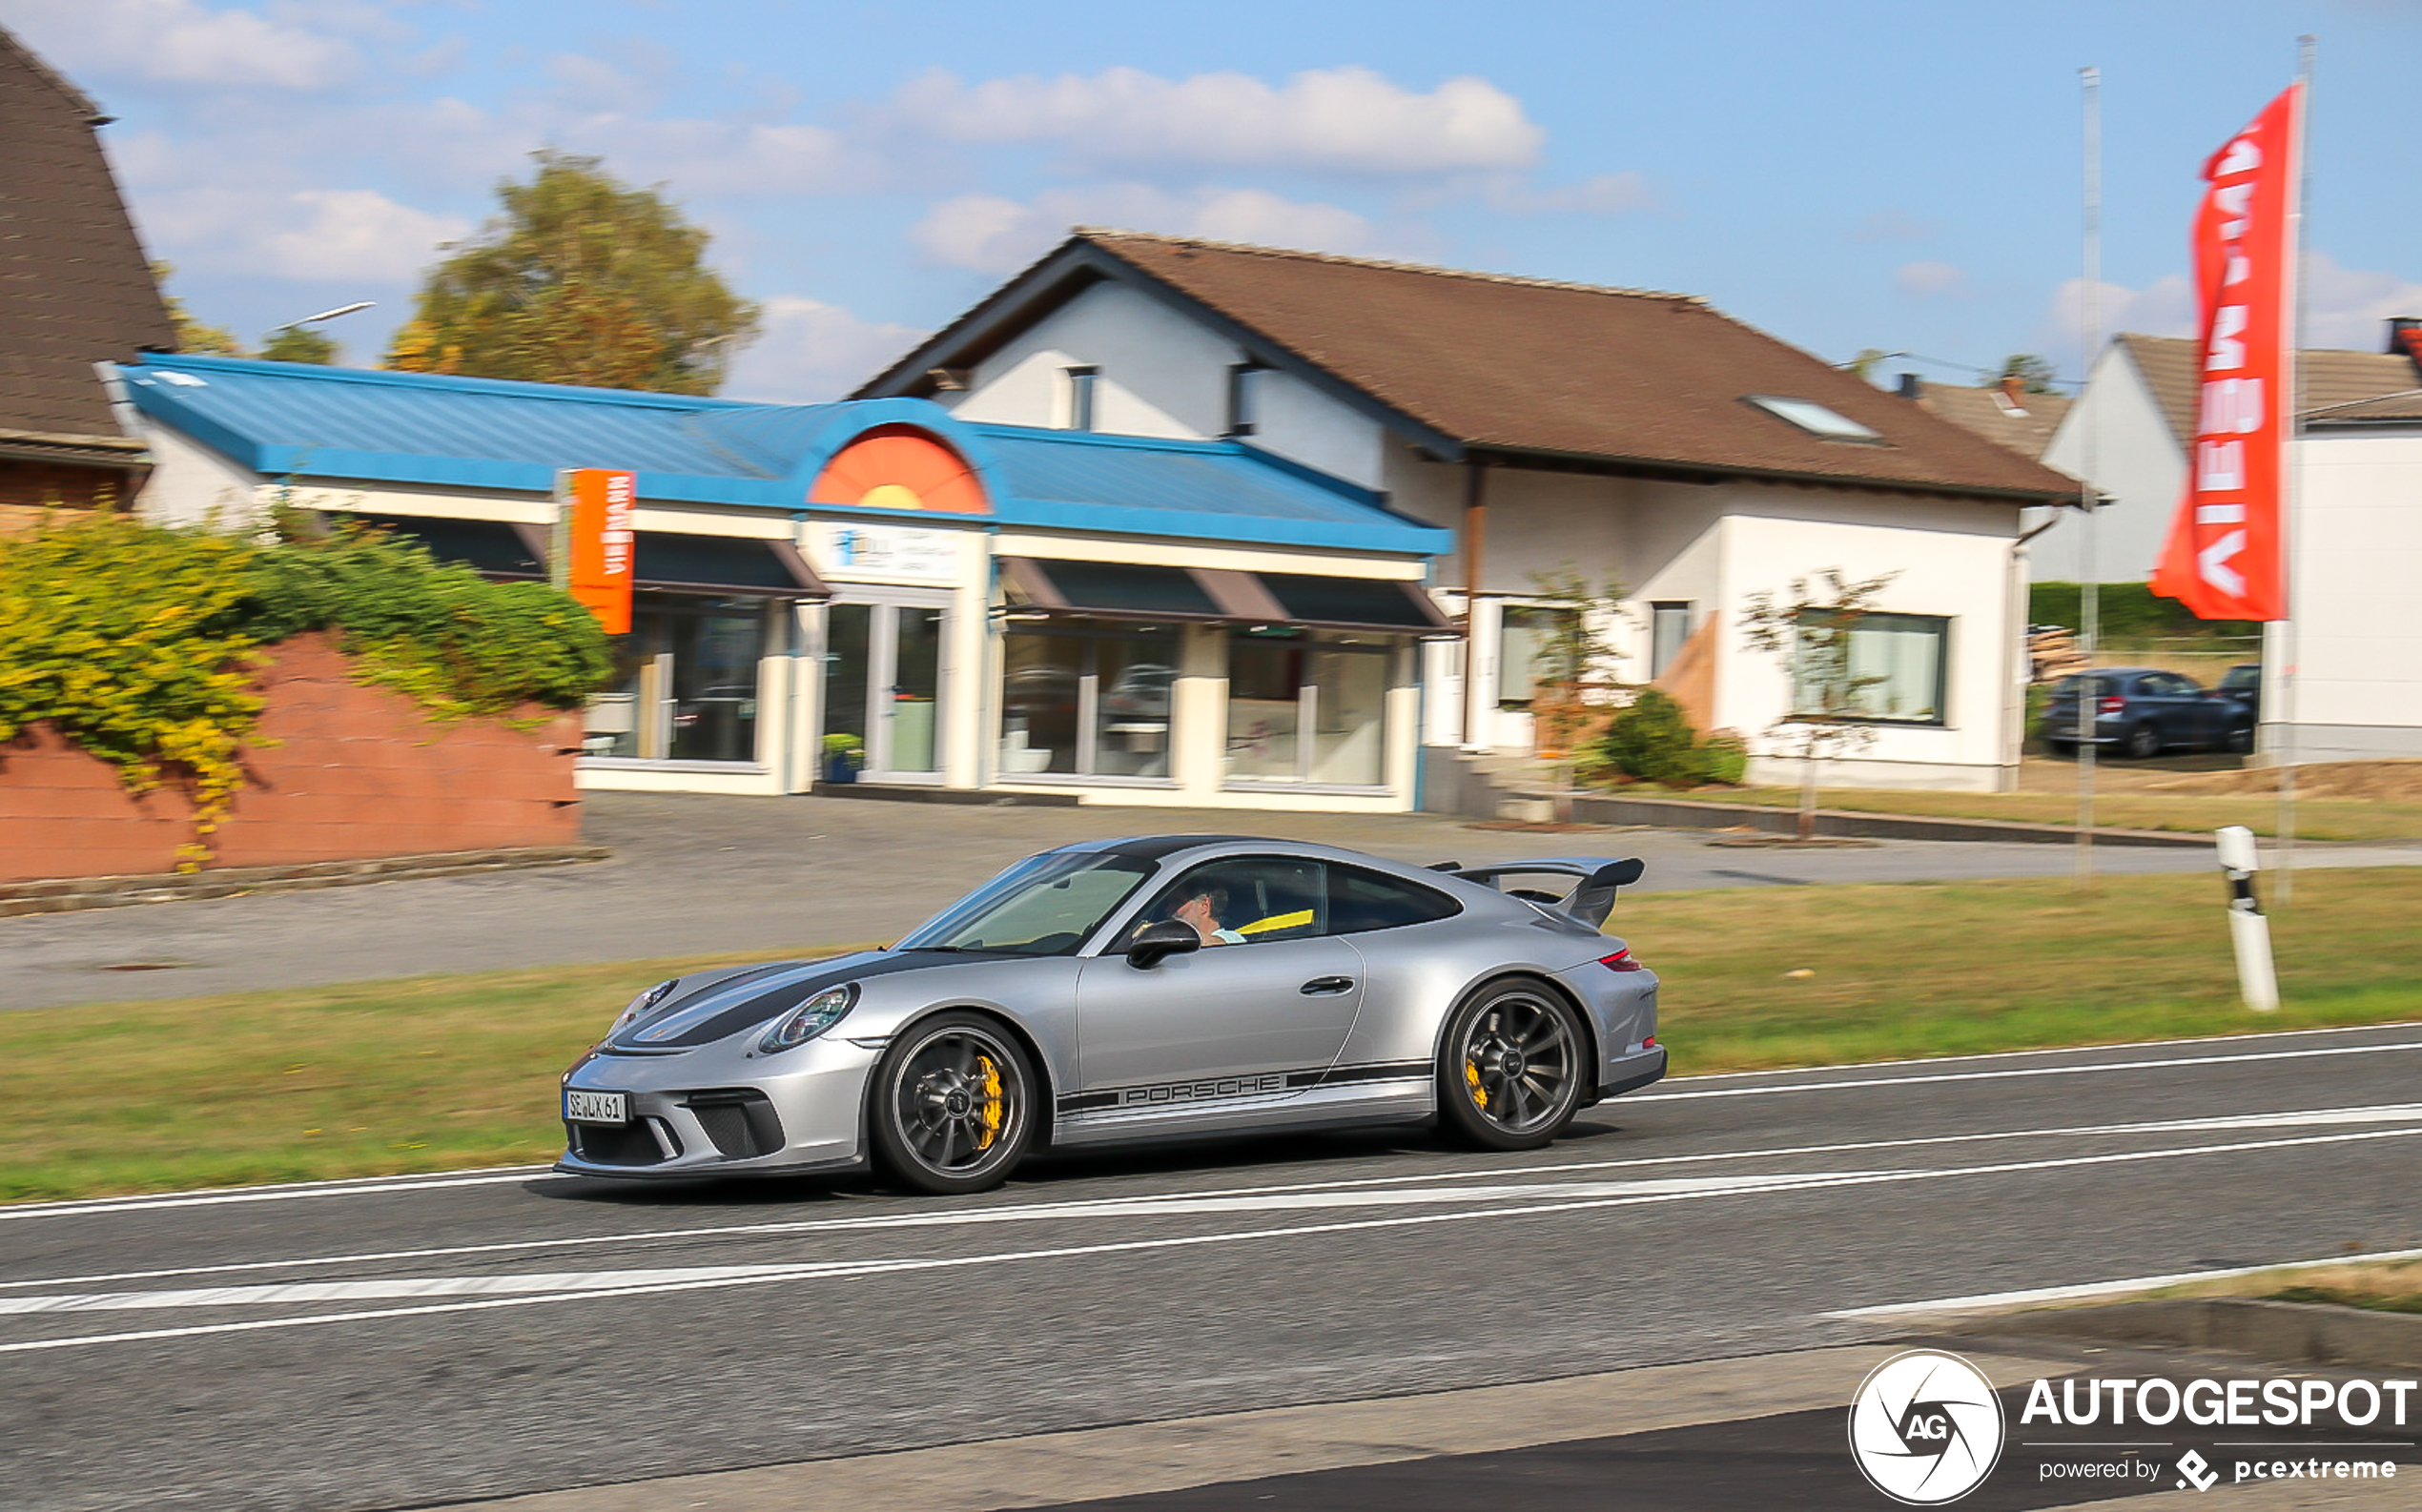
1743,394 -> 1882,442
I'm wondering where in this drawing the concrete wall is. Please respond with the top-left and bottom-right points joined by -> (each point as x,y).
0,633 -> 580,883
2036,342 -> 2182,583
2273,429 -> 2422,759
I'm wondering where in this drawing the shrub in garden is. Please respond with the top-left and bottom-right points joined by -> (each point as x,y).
1602,688 -> 1705,786
0,507 -> 611,865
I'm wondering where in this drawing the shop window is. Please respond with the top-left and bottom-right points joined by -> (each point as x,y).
1790,611 -> 1950,725
1650,602 -> 1693,680
585,598 -> 773,764
1226,634 -> 1392,788
1064,366 -> 1098,432
1000,622 -> 1179,780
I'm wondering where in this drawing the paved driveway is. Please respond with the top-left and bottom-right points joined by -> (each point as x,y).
4,792 -> 2412,1010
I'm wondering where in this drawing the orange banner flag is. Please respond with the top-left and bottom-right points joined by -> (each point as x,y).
2149,84 -> 2301,623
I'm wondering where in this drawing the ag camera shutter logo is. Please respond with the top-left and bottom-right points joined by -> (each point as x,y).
1849,1350 -> 2007,1503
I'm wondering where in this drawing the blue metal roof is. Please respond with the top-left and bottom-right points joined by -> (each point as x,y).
116,355 -> 1448,557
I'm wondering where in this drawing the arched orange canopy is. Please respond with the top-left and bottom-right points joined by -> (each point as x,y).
808,425 -> 988,515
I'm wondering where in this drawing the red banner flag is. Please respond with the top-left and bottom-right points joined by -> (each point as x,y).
2149,84 -> 2301,622
557,468 -> 636,635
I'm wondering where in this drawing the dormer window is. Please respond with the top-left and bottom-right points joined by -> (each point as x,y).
1064,365 -> 1098,432
1742,394 -> 1884,443
1225,361 -> 1265,438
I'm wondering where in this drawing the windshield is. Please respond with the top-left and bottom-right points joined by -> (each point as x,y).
894,850 -> 1155,956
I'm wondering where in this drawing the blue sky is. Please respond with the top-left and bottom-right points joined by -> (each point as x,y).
8,0 -> 2416,402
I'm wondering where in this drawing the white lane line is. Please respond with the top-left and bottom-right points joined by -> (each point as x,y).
10,1024 -> 2417,1222
1627,1039 -> 2422,1102
10,1102 -> 2420,1295
1669,1018 -> 2422,1080
5,1123 -> 2417,1354
1826,1246 -> 2422,1319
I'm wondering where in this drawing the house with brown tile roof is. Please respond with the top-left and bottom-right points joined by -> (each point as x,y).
2046,327 -> 2422,764
1900,375 -> 2074,465
860,230 -> 2081,794
0,26 -> 174,527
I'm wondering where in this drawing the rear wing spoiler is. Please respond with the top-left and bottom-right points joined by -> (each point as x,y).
1427,856 -> 1646,929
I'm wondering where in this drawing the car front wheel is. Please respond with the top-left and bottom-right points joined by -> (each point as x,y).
1438,979 -> 1588,1152
870,1011 -> 1037,1195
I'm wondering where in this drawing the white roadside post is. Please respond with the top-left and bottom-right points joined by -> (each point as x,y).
2215,826 -> 2280,1012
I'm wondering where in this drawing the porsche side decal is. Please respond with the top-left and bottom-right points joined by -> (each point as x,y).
1057,1060 -> 1430,1114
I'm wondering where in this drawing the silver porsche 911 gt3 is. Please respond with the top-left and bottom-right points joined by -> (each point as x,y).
557,835 -> 1665,1194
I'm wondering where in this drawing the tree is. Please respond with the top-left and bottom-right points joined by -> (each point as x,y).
151,261 -> 242,356
1519,566 -> 1627,820
259,326 -> 338,365
1992,353 -> 2060,395
384,151 -> 760,394
1740,567 -> 1899,841
1845,347 -> 1897,383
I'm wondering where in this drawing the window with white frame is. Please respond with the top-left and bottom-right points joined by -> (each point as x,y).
999,621 -> 1179,779
1225,361 -> 1264,437
1790,611 -> 1950,725
1063,366 -> 1098,432
1225,632 -> 1392,787
1650,602 -> 1693,679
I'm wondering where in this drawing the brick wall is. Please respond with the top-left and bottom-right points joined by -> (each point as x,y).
0,633 -> 582,883
0,459 -> 133,525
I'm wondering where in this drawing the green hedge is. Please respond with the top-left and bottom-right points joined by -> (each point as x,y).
2028,582 -> 2259,640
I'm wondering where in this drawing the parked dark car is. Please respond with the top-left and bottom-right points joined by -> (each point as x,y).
2217,663 -> 2263,724
2044,666 -> 2253,758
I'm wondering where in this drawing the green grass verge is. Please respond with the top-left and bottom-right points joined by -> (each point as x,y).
5,870 -> 2418,1203
1618,785 -> 2422,843
2134,1257 -> 2422,1316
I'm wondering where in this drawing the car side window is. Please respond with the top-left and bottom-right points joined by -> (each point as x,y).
1325,865 -> 1462,936
1124,857 -> 1328,949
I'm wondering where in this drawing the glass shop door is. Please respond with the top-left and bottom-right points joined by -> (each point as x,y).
822,599 -> 946,782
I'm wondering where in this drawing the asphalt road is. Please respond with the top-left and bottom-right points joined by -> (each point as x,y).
12,792 -> 2417,1010
5,1022 -> 2419,1511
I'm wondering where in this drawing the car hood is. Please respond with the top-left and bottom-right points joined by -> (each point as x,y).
612,950 -> 950,1052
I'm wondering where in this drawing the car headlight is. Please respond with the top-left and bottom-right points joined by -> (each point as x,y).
611,978 -> 680,1035
758,984 -> 856,1054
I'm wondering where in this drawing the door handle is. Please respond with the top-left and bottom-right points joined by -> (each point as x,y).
1300,976 -> 1355,996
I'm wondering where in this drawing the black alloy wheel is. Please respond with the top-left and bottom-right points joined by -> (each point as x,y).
2125,722 -> 2162,760
871,1011 -> 1036,1195
1438,980 -> 1588,1152
2226,722 -> 2255,755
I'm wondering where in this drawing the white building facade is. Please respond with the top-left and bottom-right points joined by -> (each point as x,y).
866,233 -> 2079,793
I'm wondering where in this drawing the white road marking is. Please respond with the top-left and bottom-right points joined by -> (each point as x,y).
4,1123 -> 2417,1354
7,1024 -> 2413,1222
1826,1245 -> 2422,1319
1626,1039 -> 2422,1102
0,1265 -> 808,1315
9,1102 -> 2419,1295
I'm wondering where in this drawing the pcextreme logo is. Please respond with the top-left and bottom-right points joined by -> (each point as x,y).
1848,1350 -> 2007,1504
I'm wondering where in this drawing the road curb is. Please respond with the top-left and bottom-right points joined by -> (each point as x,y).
1566,792 -> 2212,847
1954,1297 -> 2422,1371
0,846 -> 611,918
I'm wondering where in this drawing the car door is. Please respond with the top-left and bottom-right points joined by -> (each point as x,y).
1074,855 -> 1363,1096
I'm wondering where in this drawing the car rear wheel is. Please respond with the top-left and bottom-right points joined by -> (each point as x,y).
2124,723 -> 2161,760
1437,979 -> 1587,1152
870,1012 -> 1036,1195
2225,722 -> 2255,754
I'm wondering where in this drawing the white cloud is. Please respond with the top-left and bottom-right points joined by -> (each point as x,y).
890,65 -> 1543,175
912,185 -> 1391,275
1894,259 -> 1969,297
2044,274 -> 2196,348
2300,251 -> 2422,350
20,0 -> 361,91
258,190 -> 469,281
722,296 -> 924,403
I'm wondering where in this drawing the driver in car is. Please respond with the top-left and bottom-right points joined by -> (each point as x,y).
1172,885 -> 1247,946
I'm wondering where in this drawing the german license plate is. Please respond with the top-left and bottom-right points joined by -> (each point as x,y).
564,1089 -> 629,1125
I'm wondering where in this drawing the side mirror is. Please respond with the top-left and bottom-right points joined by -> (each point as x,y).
1126,920 -> 1201,969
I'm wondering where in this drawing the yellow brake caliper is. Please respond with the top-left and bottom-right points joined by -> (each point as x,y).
1465,1059 -> 1487,1110
975,1055 -> 1004,1150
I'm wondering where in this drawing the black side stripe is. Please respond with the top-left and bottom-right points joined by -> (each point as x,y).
1057,1060 -> 1429,1114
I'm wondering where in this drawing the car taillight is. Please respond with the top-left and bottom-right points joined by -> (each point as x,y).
1598,948 -> 1645,972
2098,695 -> 2125,715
